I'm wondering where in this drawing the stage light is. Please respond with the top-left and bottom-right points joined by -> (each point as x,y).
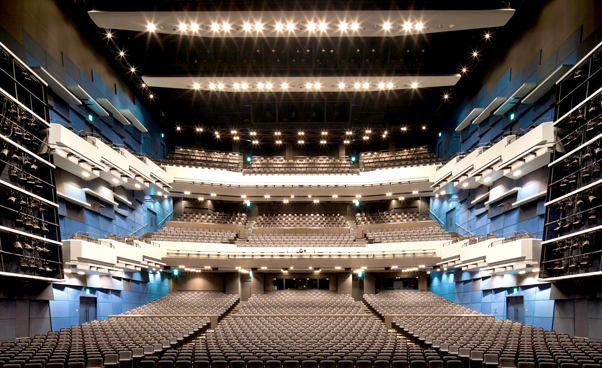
365,130 -> 371,134
412,190 -> 418,194
211,23 -> 220,31
320,140 -> 327,144
411,82 -> 418,88
332,194 -> 338,198
363,136 -> 369,140
383,22 -> 391,30
298,131 -> 305,135
351,22 -> 360,30
176,126 -> 181,131
275,140 -> 282,144
231,130 -> 237,134
415,22 -> 424,30
282,82 -> 288,89
264,195 -> 271,198
462,68 -> 467,73
255,22 -> 263,31
287,22 -> 295,31
306,82 -> 312,89
190,23 -> 199,31
222,23 -> 231,31
243,23 -> 252,31
339,22 -> 347,31
233,136 -> 239,140
313,199 -> 320,203
275,22 -> 284,31
193,83 -> 200,90
321,131 -> 328,135
339,83 -> 345,89
179,23 -> 187,31
307,22 -> 316,31
266,83 -> 273,89
147,23 -> 156,32
403,22 -> 412,30
319,22 -> 327,31
250,131 -> 257,136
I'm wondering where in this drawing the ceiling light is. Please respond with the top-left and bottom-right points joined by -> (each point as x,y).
387,82 -> 394,89
184,191 -> 191,195
363,82 -> 370,89
211,23 -> 220,31
252,140 -> 259,144
321,131 -> 328,135
250,131 -> 257,136
231,130 -> 237,134
319,22 -> 327,31
298,131 -> 304,135
351,22 -> 360,30
112,178 -> 119,184
378,82 -> 385,89
291,195 -> 295,198
344,140 -> 350,144
147,23 -> 156,32
363,136 -> 369,140
485,33 -> 491,39
307,22 -> 316,31
314,82 -> 321,89
241,195 -> 247,199
257,82 -> 264,89
287,22 -> 295,31
383,22 -> 391,30
401,127 -> 407,131
532,268 -> 540,273
335,266 -> 342,270
198,197 -> 204,201
135,183 -> 141,189
339,22 -> 347,31
518,270 -> 526,275
233,83 -> 240,89
354,82 -> 361,89
222,23 -> 231,31
346,131 -> 353,135
422,126 -> 427,130
233,136 -> 239,140
412,190 -> 418,194
130,67 -> 136,73
415,22 -> 424,30
355,194 -> 362,198
444,94 -> 449,99
386,193 -> 392,196
211,193 -> 217,197
484,177 -> 491,183
513,170 -> 522,177
264,195 -> 271,199
462,68 -> 467,73
190,23 -> 199,31
275,140 -> 282,144
106,32 -> 113,39
264,82 -> 272,90
193,83 -> 200,90
282,82 -> 288,89
149,94 -> 154,99
306,82 -> 312,89
462,183 -> 468,188
241,83 -> 248,89
473,51 -> 478,57
283,199 -> 289,203
332,194 -> 338,198
243,23 -> 252,31
298,140 -> 304,144
320,140 -> 327,144
179,23 -> 187,31
274,131 -> 281,135
275,22 -> 284,31
411,82 -> 418,88
255,22 -> 263,31
313,199 -> 320,203
218,83 -> 224,89
78,271 -> 86,275
119,51 -> 125,57
82,172 -> 90,178
196,127 -> 203,132
403,22 -> 412,30
435,194 -> 439,198
338,83 -> 345,89
209,83 -> 216,90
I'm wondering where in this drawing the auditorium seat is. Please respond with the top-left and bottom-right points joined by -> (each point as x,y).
360,147 -> 441,171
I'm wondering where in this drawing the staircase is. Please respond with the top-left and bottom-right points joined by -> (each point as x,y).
196,301 -> 246,340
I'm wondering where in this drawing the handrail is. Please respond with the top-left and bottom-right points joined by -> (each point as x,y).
158,210 -> 174,228
429,210 -> 445,228
455,223 -> 475,236
129,223 -> 147,236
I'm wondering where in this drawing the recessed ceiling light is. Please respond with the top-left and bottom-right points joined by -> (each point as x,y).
422,126 -> 427,130
383,22 -> 391,30
415,22 -> 424,30
130,67 -> 136,72
147,23 -> 156,32
119,51 -> 125,57
287,22 -> 295,31
399,197 -> 405,201
307,22 -> 316,31
233,83 -> 240,89
179,23 -> 187,31
193,83 -> 200,90
218,83 -> 224,89
190,23 -> 199,31
362,82 -> 370,89
403,22 -> 412,30
319,22 -> 327,31
378,82 -> 385,89
462,68 -> 467,73
339,22 -> 347,31
282,82 -> 288,89
354,82 -> 361,89
222,23 -> 231,31
387,82 -> 394,89
275,22 -> 284,31
473,51 -> 478,57
241,83 -> 248,89
485,33 -> 491,39
255,22 -> 263,31
209,83 -> 216,90
211,23 -> 220,31
351,22 -> 360,30
257,82 -> 264,89
266,83 -> 272,89
314,82 -> 321,89
306,82 -> 313,89
149,94 -> 154,99
243,23 -> 252,31
338,83 -> 345,89
444,94 -> 449,99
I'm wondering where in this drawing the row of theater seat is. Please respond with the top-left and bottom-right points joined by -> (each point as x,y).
173,213 -> 247,226
360,147 -> 441,172
121,292 -> 239,317
236,291 -> 364,314
355,213 -> 430,226
162,148 -> 241,171
242,233 -> 358,247
245,157 -> 358,175
363,292 -> 481,317
149,228 -> 238,244
254,214 -> 348,228
364,228 -> 453,244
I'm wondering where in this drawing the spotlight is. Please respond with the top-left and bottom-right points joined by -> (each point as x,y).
222,23 -> 231,31
254,22 -> 263,31
344,140 -> 350,144
399,197 -> 405,201
403,22 -> 412,30
215,134 -> 220,138
241,83 -> 248,89
351,22 -> 360,30
265,83 -> 272,90
196,127 -> 203,132
231,130 -> 237,134
250,131 -> 257,136
287,22 -> 295,31
306,83 -> 313,89
363,136 -> 369,140
363,82 -> 370,89
401,127 -> 407,131
485,33 -> 490,39
190,23 -> 199,31
275,22 -> 284,31
314,82 -> 321,89
179,23 -> 187,31
274,131 -> 281,136
321,131 -> 328,135
298,140 -> 304,144
149,94 -> 154,99
346,131 -> 353,135
415,22 -> 424,30
339,83 -> 345,89
339,22 -> 348,31
252,140 -> 259,144
473,51 -> 478,57
387,82 -> 394,89
365,130 -> 371,134
383,22 -> 391,30
176,126 -> 181,131
320,140 -> 327,144
282,82 -> 288,89
386,193 -> 392,196
233,136 -> 239,140
319,22 -> 327,31
422,126 -> 427,130
211,23 -> 220,31
298,131 -> 305,135
307,22 -> 316,31
130,67 -> 136,73
257,82 -> 264,90
411,82 -> 418,88
462,68 -> 467,73
444,94 -> 449,99
283,199 -> 289,203
218,83 -> 224,89
291,195 -> 295,198
106,32 -> 112,38
147,23 -> 156,32
354,82 -> 361,89
193,83 -> 200,90
275,140 -> 282,144
234,83 -> 240,89
119,51 -> 125,57
243,23 -> 252,31
209,83 -> 216,90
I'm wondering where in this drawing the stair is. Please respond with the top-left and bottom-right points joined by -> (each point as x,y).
196,302 -> 245,340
